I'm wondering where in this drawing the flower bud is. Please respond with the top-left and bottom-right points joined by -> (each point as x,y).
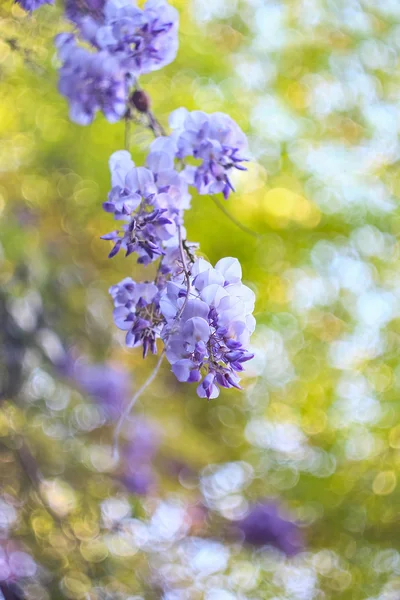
131,90 -> 151,113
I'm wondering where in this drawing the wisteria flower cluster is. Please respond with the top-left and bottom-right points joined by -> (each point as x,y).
105,141 -> 255,398
160,257 -> 255,399
22,0 -> 255,401
55,0 -> 179,124
169,108 -> 249,199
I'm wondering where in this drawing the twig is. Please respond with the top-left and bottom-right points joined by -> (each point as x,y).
111,226 -> 192,461
210,195 -> 261,239
7,438 -> 68,528
15,438 -> 44,487
124,114 -> 131,150
112,351 -> 165,461
147,111 -> 166,138
3,36 -> 46,75
176,225 -> 191,321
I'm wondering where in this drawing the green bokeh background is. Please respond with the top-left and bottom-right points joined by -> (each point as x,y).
1,0 -> 400,598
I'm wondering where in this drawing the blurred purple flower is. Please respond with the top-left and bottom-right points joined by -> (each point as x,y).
0,543 -> 36,583
14,0 -> 53,11
60,355 -> 131,422
233,502 -> 304,556
119,417 -> 161,495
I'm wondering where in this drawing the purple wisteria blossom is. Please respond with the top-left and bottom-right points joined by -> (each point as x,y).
64,0 -> 106,46
147,137 -> 192,216
14,0 -> 53,11
56,34 -> 129,125
61,355 -> 131,422
160,257 -> 255,399
65,0 -> 106,23
109,277 -> 163,357
55,1 -> 257,405
233,502 -> 304,556
95,0 -> 179,76
57,0 -> 179,125
168,108 -> 249,199
101,150 -> 177,263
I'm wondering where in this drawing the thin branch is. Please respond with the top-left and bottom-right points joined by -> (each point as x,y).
113,350 -> 165,461
124,114 -> 131,150
2,36 -> 46,75
210,195 -> 261,239
15,438 -> 44,487
7,438 -> 68,528
112,227 -> 192,461
176,225 -> 191,322
147,111 -> 166,138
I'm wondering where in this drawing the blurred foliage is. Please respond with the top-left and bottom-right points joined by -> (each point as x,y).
1,0 -> 400,599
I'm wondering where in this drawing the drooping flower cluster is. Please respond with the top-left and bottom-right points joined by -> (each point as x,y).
14,0 -> 53,11
56,34 -> 129,126
101,143 -> 255,398
168,108 -> 249,199
50,1 -> 255,398
101,150 -> 178,263
56,0 -> 179,124
160,257 -> 255,398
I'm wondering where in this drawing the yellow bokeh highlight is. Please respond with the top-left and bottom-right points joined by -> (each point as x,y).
0,412 -> 9,437
389,425 -> 400,449
61,572 -> 92,599
302,410 -> 327,435
372,471 -> 397,496
80,539 -> 108,563
40,479 -> 77,517
285,82 -> 308,111
31,512 -> 54,539
366,364 -> 393,393
265,274 -> 287,305
263,188 -> 321,229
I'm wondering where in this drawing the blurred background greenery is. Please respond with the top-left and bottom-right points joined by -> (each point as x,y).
1,0 -> 400,598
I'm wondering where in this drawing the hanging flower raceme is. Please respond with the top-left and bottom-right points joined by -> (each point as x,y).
160,257 -> 255,399
101,150 -> 178,263
94,0 -> 179,77
56,34 -> 129,125
56,0 -> 179,124
167,108 -> 249,199
52,1 -> 256,403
